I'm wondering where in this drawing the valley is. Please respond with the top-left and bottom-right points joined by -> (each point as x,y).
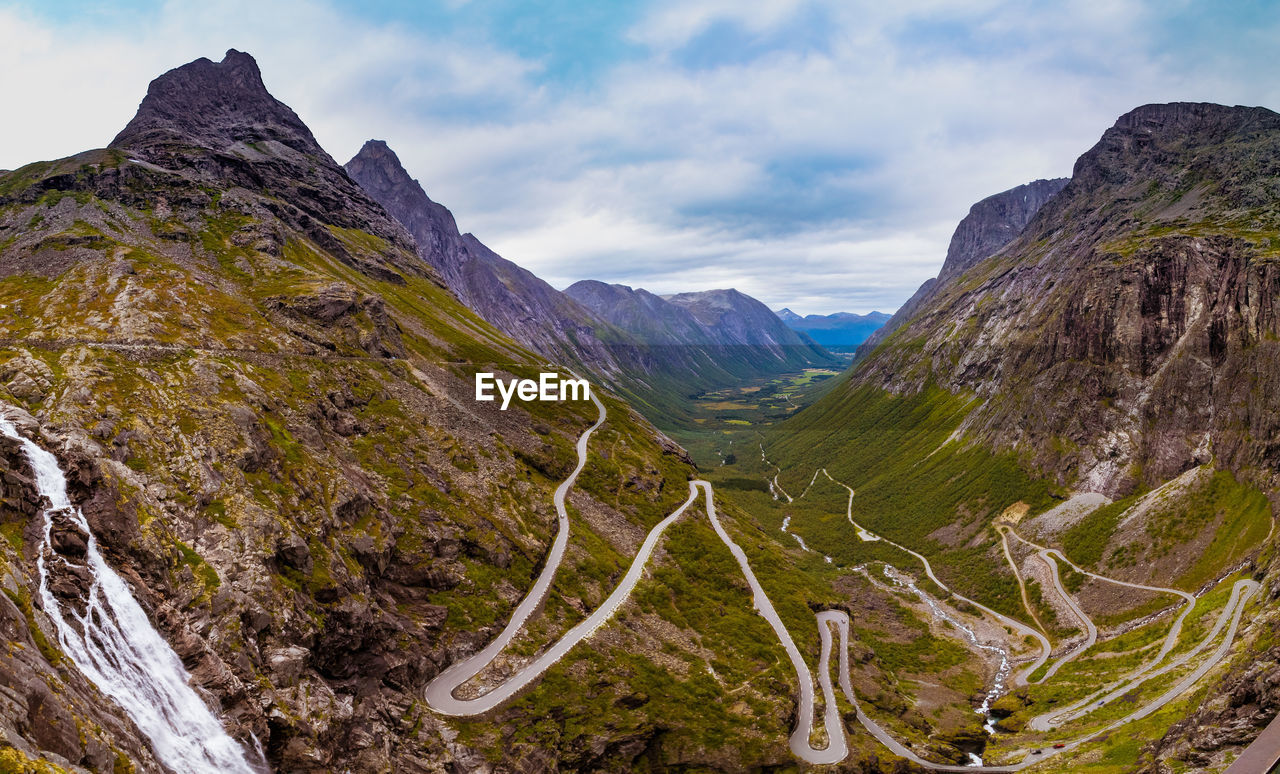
0,45 -> 1277,774
402,363 -> 1268,771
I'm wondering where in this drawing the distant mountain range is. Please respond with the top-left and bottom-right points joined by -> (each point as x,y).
773,308 -> 891,349
346,141 -> 837,423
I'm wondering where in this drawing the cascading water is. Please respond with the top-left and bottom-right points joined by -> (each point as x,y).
880,565 -> 1008,711
878,566 -> 1011,734
0,412 -> 259,774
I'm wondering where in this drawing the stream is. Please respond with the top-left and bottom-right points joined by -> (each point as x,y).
0,411 -> 258,773
879,566 -> 1010,730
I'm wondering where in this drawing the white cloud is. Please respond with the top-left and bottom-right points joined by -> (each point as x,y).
626,0 -> 808,51
1,0 -> 1276,314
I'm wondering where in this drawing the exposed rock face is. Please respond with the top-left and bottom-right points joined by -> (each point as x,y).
857,177 -> 1068,357
0,417 -> 167,772
843,103 -> 1280,495
937,178 -> 1070,284
0,51 -> 814,774
345,140 -> 645,384
106,50 -> 433,286
342,141 -> 468,285
1137,638 -> 1280,772
112,49 -> 319,157
772,101 -> 1280,769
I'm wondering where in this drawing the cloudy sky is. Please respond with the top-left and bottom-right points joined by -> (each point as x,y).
1,1 -> 1277,313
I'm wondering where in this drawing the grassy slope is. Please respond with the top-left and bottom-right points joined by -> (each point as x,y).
766,380 -> 1057,620
0,156 -> 854,770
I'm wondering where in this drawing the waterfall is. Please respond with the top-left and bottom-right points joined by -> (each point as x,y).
0,412 -> 259,773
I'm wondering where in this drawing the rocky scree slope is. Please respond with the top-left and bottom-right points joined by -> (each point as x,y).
0,50 -> 827,773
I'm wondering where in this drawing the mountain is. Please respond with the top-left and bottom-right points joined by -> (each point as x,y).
0,51 -> 822,773
565,282 -> 837,381
347,141 -> 837,424
769,103 -> 1280,770
856,177 -> 1068,358
7,47 -> 1271,774
774,309 -> 891,349
344,140 -> 633,384
841,104 -> 1280,493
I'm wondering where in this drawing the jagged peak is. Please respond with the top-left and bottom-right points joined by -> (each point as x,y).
111,49 -> 322,155
344,139 -> 463,266
347,139 -> 415,185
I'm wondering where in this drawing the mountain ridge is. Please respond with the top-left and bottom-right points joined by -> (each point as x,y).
819,101 -> 1280,493
565,280 -> 835,373
347,140 -> 838,427
774,309 -> 891,349
3,45 -> 1277,773
768,101 -> 1280,770
0,50 -> 816,774
856,177 -> 1069,358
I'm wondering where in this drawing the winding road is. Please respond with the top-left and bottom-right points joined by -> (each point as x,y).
804,469 -> 1053,685
1000,530 -> 1202,731
425,393 -> 703,714
422,401 -> 1262,771
999,527 -> 1047,635
1033,550 -> 1098,682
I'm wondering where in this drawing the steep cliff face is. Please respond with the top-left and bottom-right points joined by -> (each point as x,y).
857,177 -> 1068,357
0,51 -> 816,773
845,104 -> 1280,495
937,177 -> 1071,284
342,140 -> 467,284
763,103 -> 1280,772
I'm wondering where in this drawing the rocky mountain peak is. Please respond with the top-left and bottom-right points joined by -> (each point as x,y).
855,177 -> 1067,359
111,49 -> 322,155
346,140 -> 419,193
937,177 -> 1069,283
1066,102 -> 1280,199
344,140 -> 464,280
